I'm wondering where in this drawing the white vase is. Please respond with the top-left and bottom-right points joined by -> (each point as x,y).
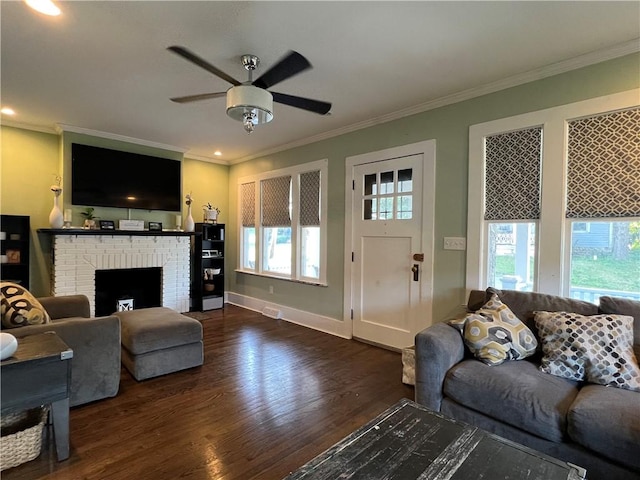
49,195 -> 64,229
184,205 -> 195,232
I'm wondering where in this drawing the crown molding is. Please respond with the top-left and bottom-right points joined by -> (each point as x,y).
55,124 -> 188,153
183,152 -> 229,166
0,119 -> 58,135
231,38 -> 640,164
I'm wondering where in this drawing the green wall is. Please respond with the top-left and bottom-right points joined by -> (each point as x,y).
227,52 -> 640,323
1,126 -> 60,294
1,53 -> 638,319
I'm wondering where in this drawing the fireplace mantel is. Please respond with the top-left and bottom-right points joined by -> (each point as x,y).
38,228 -> 199,237
40,230 -> 195,314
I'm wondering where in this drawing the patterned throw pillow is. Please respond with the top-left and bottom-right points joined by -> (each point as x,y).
0,282 -> 51,329
449,294 -> 538,366
534,311 -> 640,392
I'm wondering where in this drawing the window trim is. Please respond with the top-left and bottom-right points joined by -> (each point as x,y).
467,89 -> 639,298
237,159 -> 328,285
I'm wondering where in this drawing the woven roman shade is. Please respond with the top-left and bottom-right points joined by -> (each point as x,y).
241,182 -> 256,227
261,176 -> 291,227
484,127 -> 542,221
566,107 -> 640,218
299,170 -> 320,226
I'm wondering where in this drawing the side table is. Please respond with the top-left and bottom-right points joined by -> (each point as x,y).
1,331 -> 73,461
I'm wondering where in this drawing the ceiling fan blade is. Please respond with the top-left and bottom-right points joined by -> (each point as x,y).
271,92 -> 332,115
170,92 -> 227,104
167,46 -> 241,86
253,51 -> 312,89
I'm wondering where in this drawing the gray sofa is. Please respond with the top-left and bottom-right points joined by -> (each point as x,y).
415,288 -> 640,480
10,295 -> 121,407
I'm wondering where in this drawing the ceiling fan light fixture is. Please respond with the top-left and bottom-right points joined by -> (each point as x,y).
227,85 -> 273,133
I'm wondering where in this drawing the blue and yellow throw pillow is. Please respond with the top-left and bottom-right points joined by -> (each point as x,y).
449,293 -> 538,366
0,282 -> 50,329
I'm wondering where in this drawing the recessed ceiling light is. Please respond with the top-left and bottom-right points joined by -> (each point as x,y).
1,107 -> 16,116
214,151 -> 222,156
25,0 -> 61,16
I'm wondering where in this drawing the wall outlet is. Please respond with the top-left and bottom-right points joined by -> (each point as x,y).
444,237 -> 466,250
269,285 -> 274,294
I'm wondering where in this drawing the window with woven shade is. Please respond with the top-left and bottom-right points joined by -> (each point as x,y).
238,159 -> 327,283
483,127 -> 542,291
299,170 -> 321,278
240,182 -> 256,270
566,107 -> 640,301
468,90 -> 639,301
261,176 -> 292,275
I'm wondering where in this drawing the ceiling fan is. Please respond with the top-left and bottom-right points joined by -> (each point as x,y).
168,46 -> 332,133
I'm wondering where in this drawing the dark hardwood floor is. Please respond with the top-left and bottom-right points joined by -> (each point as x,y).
4,305 -> 414,480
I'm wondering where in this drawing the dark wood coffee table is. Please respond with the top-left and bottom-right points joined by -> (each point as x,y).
286,398 -> 586,480
1,331 -> 73,461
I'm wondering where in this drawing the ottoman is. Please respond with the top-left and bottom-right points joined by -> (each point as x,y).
115,307 -> 203,381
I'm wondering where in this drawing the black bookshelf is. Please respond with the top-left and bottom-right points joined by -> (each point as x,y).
191,223 -> 224,311
1,215 -> 30,288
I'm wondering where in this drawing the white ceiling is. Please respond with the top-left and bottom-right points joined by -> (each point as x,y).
2,1 -> 639,164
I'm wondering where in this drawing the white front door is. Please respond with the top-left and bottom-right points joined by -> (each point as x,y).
345,141 -> 435,350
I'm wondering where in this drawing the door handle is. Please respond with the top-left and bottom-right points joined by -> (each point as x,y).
411,264 -> 419,281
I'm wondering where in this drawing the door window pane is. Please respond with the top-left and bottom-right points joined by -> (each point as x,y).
397,195 -> 413,219
364,174 -> 377,196
569,220 -> 640,303
487,222 -> 536,291
380,171 -> 394,194
379,197 -> 393,220
364,199 -> 376,220
398,169 -> 412,193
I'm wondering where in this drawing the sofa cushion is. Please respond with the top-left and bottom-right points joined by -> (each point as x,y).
117,307 -> 202,355
0,282 -> 51,328
443,359 -> 580,442
535,311 -> 640,392
599,296 -> 640,359
568,384 -> 640,471
485,288 -> 598,337
449,294 -> 537,365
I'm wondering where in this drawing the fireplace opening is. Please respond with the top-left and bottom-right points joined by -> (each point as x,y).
95,267 -> 162,316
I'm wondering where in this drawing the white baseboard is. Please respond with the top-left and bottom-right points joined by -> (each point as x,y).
225,291 -> 352,340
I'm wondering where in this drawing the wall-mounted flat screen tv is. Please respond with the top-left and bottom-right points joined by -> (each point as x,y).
72,143 -> 181,211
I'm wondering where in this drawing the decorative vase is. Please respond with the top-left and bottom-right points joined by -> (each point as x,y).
184,205 -> 195,232
49,194 -> 64,229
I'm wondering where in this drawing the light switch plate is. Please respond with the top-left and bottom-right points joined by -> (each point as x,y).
444,237 -> 466,250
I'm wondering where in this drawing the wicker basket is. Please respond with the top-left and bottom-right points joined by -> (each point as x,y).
0,407 -> 48,471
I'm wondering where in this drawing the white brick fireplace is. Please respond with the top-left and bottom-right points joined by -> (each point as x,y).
49,233 -> 191,315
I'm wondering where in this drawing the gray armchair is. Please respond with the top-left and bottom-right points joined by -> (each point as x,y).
11,295 -> 121,407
